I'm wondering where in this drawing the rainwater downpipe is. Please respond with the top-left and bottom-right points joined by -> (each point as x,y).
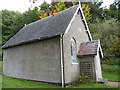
60,33 -> 65,88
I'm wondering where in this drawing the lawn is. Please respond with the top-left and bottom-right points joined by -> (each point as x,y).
102,64 -> 119,82
69,83 -> 118,88
1,61 -> 119,88
0,61 -> 2,89
2,76 -> 118,88
2,76 -> 59,88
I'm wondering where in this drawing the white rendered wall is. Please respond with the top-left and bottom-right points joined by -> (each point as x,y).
94,52 -> 102,81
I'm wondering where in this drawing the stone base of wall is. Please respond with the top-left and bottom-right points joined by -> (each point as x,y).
28,79 -> 62,87
28,79 -> 78,87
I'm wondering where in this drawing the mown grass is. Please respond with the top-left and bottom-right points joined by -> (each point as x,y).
69,83 -> 118,88
0,75 -> 1,90
0,61 -> 2,89
102,64 -> 119,82
2,76 -> 118,88
2,76 -> 59,88
0,61 -> 2,75
1,61 -> 119,88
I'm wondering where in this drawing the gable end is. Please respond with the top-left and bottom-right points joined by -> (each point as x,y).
64,4 -> 92,41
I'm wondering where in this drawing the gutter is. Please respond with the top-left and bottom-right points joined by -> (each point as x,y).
60,34 -> 65,88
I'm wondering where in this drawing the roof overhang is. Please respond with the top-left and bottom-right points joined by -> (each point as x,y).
77,40 -> 103,58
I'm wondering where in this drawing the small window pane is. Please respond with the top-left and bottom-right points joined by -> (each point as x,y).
71,38 -> 77,63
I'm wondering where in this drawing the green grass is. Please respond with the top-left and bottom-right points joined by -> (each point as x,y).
2,76 -> 118,88
69,83 -> 118,88
102,72 -> 119,82
0,61 -> 2,89
2,76 -> 58,88
0,61 -> 2,75
102,64 -> 119,73
1,61 -> 119,88
102,64 -> 119,82
0,75 -> 2,89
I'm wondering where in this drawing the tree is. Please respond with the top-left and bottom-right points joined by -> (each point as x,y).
87,2 -> 103,22
2,10 -> 23,44
2,7 -> 40,45
112,1 -> 120,22
55,2 -> 67,12
89,19 -> 119,64
39,2 -> 50,19
23,7 -> 40,24
82,4 -> 92,23
102,1 -> 119,21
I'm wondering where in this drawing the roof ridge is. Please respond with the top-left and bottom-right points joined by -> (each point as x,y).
2,5 -> 78,49
26,5 -> 78,27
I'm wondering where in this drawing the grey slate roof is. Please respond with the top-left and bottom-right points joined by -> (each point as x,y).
2,5 -> 78,49
77,40 -> 100,57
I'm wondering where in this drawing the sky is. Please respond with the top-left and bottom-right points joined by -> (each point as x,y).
0,0 -> 115,13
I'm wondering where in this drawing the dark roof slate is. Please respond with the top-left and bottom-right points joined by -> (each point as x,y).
77,40 -> 99,57
2,5 -> 78,49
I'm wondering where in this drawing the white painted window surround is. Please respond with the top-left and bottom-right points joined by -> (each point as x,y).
71,38 -> 78,64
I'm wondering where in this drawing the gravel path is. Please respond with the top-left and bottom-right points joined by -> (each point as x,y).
105,81 -> 120,87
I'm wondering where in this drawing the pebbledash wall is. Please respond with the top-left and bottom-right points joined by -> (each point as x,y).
63,12 -> 90,84
3,7 -> 91,84
3,36 -> 62,83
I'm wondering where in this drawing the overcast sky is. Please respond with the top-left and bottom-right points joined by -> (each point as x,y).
0,0 -> 115,13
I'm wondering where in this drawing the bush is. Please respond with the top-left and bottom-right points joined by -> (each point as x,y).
89,18 -> 119,65
75,73 -> 95,86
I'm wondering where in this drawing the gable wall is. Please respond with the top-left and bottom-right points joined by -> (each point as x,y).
3,36 -> 62,83
63,9 -> 90,83
94,51 -> 102,81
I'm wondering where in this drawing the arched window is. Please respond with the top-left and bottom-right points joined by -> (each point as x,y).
71,38 -> 77,63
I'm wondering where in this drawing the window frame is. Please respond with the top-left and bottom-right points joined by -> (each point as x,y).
70,37 -> 78,64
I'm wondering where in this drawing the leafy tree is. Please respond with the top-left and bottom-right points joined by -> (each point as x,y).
55,2 -> 67,12
39,2 -> 50,19
82,4 -> 92,23
87,2 -> 103,22
89,19 -> 119,64
102,1 -> 119,21
2,7 -> 40,45
23,7 -> 40,24
109,2 -> 118,19
38,1 -> 92,23
2,10 -> 23,44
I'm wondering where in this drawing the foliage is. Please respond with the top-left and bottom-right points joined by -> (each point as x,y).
2,7 -> 40,45
1,1 -> 119,65
2,10 -> 23,44
102,64 -> 119,82
103,2 -> 119,21
89,18 -> 119,64
23,7 -> 40,25
39,2 -> 50,19
55,2 -> 67,12
102,64 -> 119,73
82,4 -> 92,23
0,61 -> 2,75
1,1 -> 92,46
38,1 -> 91,23
87,2 -> 103,23
1,1 -> 92,45
102,72 -> 119,82
39,2 -> 72,19
75,73 -> 95,86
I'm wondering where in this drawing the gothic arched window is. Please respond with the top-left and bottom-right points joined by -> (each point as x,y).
71,38 -> 77,63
